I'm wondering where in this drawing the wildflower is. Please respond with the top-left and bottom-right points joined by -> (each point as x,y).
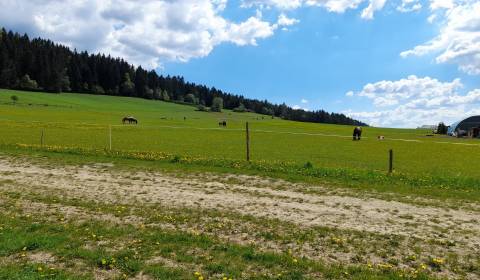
292,258 -> 298,263
37,267 -> 43,272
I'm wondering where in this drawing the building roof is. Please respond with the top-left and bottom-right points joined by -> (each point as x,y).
448,116 -> 480,135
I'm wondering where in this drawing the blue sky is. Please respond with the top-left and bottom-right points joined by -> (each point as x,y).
0,0 -> 479,127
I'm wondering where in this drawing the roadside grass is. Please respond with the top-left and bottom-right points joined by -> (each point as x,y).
0,195 -> 438,280
4,186 -> 477,279
0,186 -> 442,280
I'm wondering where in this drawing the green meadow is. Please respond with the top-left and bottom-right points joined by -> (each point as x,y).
1,88 -> 478,180
1,89 -> 480,280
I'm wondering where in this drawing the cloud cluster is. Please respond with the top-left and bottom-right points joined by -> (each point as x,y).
345,75 -> 480,127
2,0 -> 477,76
401,1 -> 480,75
0,0 -> 298,68
242,0 -> 388,19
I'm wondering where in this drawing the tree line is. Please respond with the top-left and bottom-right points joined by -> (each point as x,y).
0,28 -> 366,126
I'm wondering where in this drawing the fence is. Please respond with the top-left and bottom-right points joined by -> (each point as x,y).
1,120 -> 479,178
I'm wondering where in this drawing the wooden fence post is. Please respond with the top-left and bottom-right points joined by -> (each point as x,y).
246,122 -> 250,162
41,129 -> 44,147
389,149 -> 393,174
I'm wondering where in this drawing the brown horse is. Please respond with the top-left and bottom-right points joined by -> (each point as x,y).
122,116 -> 138,124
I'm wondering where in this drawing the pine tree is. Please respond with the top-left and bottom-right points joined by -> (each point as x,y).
0,28 -> 367,126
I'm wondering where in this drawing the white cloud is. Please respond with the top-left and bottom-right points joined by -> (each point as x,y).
429,0 -> 455,10
301,98 -> 309,104
401,1 -> 480,75
277,13 -> 300,26
361,0 -> 387,20
242,0 -> 389,19
241,0 -> 303,10
346,91 -> 355,97
0,0 -> 297,68
345,75 -> 480,128
397,0 -> 422,12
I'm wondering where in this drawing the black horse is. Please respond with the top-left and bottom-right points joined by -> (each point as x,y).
353,127 -> 362,141
218,121 -> 227,127
122,116 -> 138,124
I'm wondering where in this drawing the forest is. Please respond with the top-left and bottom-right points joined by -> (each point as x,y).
0,28 -> 366,126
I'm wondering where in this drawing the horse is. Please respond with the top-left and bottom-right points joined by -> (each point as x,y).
353,127 -> 362,141
122,116 -> 138,124
218,121 -> 227,127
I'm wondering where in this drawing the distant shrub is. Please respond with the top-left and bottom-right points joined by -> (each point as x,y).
153,88 -> 161,100
144,87 -> 154,99
91,85 -> 105,95
171,155 -> 181,163
19,74 -> 38,90
184,93 -> 196,104
437,122 -> 448,135
197,104 -> 209,112
10,95 -> 18,104
211,97 -> 223,112
233,103 -> 246,113
304,161 -> 313,169
162,90 -> 170,101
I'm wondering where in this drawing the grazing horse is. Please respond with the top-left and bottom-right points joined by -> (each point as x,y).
122,116 -> 138,124
353,127 -> 362,141
218,121 -> 227,127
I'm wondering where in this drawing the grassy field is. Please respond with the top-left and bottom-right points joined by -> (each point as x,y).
1,89 -> 479,179
1,89 -> 480,280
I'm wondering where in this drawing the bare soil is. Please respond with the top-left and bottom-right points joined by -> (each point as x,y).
1,156 -> 479,279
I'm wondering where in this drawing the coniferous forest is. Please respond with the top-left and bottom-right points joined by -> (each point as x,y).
0,28 -> 366,126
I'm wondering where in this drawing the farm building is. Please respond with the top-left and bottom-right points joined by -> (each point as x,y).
447,115 -> 480,138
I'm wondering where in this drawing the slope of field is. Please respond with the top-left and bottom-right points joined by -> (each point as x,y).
1,89 -> 479,181
1,155 -> 479,279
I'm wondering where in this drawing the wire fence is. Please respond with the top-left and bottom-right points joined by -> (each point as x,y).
1,120 -> 479,177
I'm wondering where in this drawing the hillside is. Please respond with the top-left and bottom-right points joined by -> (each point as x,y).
1,90 -> 480,280
0,28 -> 366,126
1,89 -> 479,181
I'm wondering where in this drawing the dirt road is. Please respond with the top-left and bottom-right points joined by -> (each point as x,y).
1,156 -> 479,279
